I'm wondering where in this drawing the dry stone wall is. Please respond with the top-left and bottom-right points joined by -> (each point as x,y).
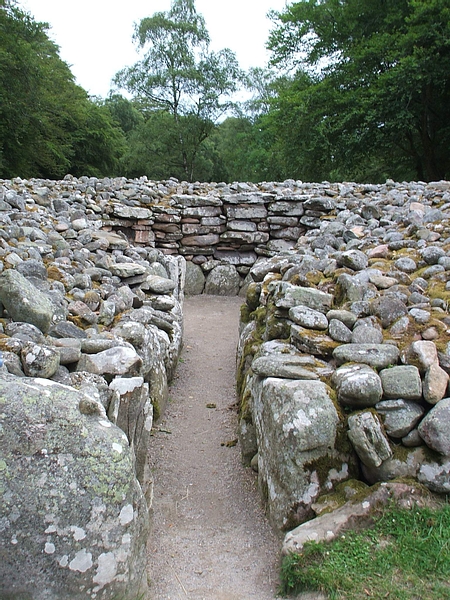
0,176 -> 186,599
1,174 -> 450,590
235,178 -> 450,537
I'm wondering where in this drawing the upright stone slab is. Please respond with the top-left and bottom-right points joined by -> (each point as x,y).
252,377 -> 347,530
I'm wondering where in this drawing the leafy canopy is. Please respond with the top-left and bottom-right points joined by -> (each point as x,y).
114,0 -> 243,181
265,0 -> 450,182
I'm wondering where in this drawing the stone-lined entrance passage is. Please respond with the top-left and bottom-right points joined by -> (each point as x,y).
148,295 -> 280,600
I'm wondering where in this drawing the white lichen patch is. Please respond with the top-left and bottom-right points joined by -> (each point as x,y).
98,420 -> 112,428
69,549 -> 93,572
93,552 -> 118,591
59,555 -> 69,567
44,542 -> 55,554
119,504 -> 134,526
70,526 -> 86,541
112,443 -> 123,454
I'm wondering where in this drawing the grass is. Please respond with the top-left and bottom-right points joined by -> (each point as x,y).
279,503 -> 450,599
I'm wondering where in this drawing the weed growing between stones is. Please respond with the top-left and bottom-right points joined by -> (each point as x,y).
279,503 -> 450,598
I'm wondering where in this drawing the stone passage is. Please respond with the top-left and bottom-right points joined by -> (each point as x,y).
148,295 -> 280,600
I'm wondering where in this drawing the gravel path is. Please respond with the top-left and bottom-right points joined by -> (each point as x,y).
147,295 -> 281,600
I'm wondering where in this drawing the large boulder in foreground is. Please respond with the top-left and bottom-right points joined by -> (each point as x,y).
0,375 -> 149,600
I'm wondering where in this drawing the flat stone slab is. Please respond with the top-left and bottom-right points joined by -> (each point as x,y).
333,344 -> 400,369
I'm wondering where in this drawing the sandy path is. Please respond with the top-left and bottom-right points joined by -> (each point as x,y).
147,295 -> 281,600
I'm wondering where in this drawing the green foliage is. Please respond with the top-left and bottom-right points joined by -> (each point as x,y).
0,3 -> 125,179
279,503 -> 450,598
264,0 -> 450,182
114,0 -> 243,181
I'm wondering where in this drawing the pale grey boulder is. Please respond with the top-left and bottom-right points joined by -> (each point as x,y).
0,375 -> 149,599
348,411 -> 393,468
77,347 -> 143,378
251,355 -> 319,380
328,318 -> 353,343
144,274 -> 177,294
288,305 -> 329,330
184,261 -> 205,295
375,399 -> 424,438
204,264 -> 241,296
0,269 -> 55,333
274,282 -> 333,313
418,398 -> 450,455
333,364 -> 383,407
333,343 -> 400,369
379,365 -> 422,400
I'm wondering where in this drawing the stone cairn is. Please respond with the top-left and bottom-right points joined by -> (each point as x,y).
0,175 -> 450,594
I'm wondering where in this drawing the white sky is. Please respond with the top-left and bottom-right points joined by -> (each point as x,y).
19,0 -> 288,98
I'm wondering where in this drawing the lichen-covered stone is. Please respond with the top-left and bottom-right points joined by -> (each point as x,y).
333,343 -> 400,369
0,375 -> 149,599
333,364 -> 383,407
0,269 -> 55,333
252,377 -> 343,530
379,365 -> 422,400
418,398 -> 450,455
348,411 -> 393,468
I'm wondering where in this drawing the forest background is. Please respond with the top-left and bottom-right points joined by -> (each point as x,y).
1,0 -> 449,184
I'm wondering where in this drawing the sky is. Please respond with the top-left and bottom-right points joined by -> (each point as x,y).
19,0 -> 288,98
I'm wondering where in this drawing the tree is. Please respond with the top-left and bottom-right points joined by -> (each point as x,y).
0,3 -> 124,179
115,0 -> 243,181
267,0 -> 450,182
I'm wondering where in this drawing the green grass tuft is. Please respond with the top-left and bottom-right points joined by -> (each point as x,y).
279,503 -> 450,599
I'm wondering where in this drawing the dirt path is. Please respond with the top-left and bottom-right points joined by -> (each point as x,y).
147,295 -> 281,600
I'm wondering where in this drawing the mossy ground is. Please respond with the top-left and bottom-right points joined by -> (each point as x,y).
280,503 -> 450,599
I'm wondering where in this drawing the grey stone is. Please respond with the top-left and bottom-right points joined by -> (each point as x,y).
333,343 -> 400,369
338,249 -> 368,271
328,319 -> 353,343
351,325 -> 383,344
370,296 -> 408,328
204,265 -> 241,296
145,274 -> 176,294
0,375 -> 149,599
251,355 -> 319,380
77,347 -> 142,378
109,262 -> 146,278
184,261 -> 205,295
333,364 -> 383,407
20,342 -> 60,378
394,257 -> 417,272
379,365 -> 422,400
291,325 -> 339,357
375,399 -> 425,438
348,411 -> 393,468
288,305 -> 328,330
326,309 -> 357,329
275,282 -> 333,313
418,398 -> 450,455
253,377 -> 342,530
0,269 -> 55,333
109,377 -> 153,492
